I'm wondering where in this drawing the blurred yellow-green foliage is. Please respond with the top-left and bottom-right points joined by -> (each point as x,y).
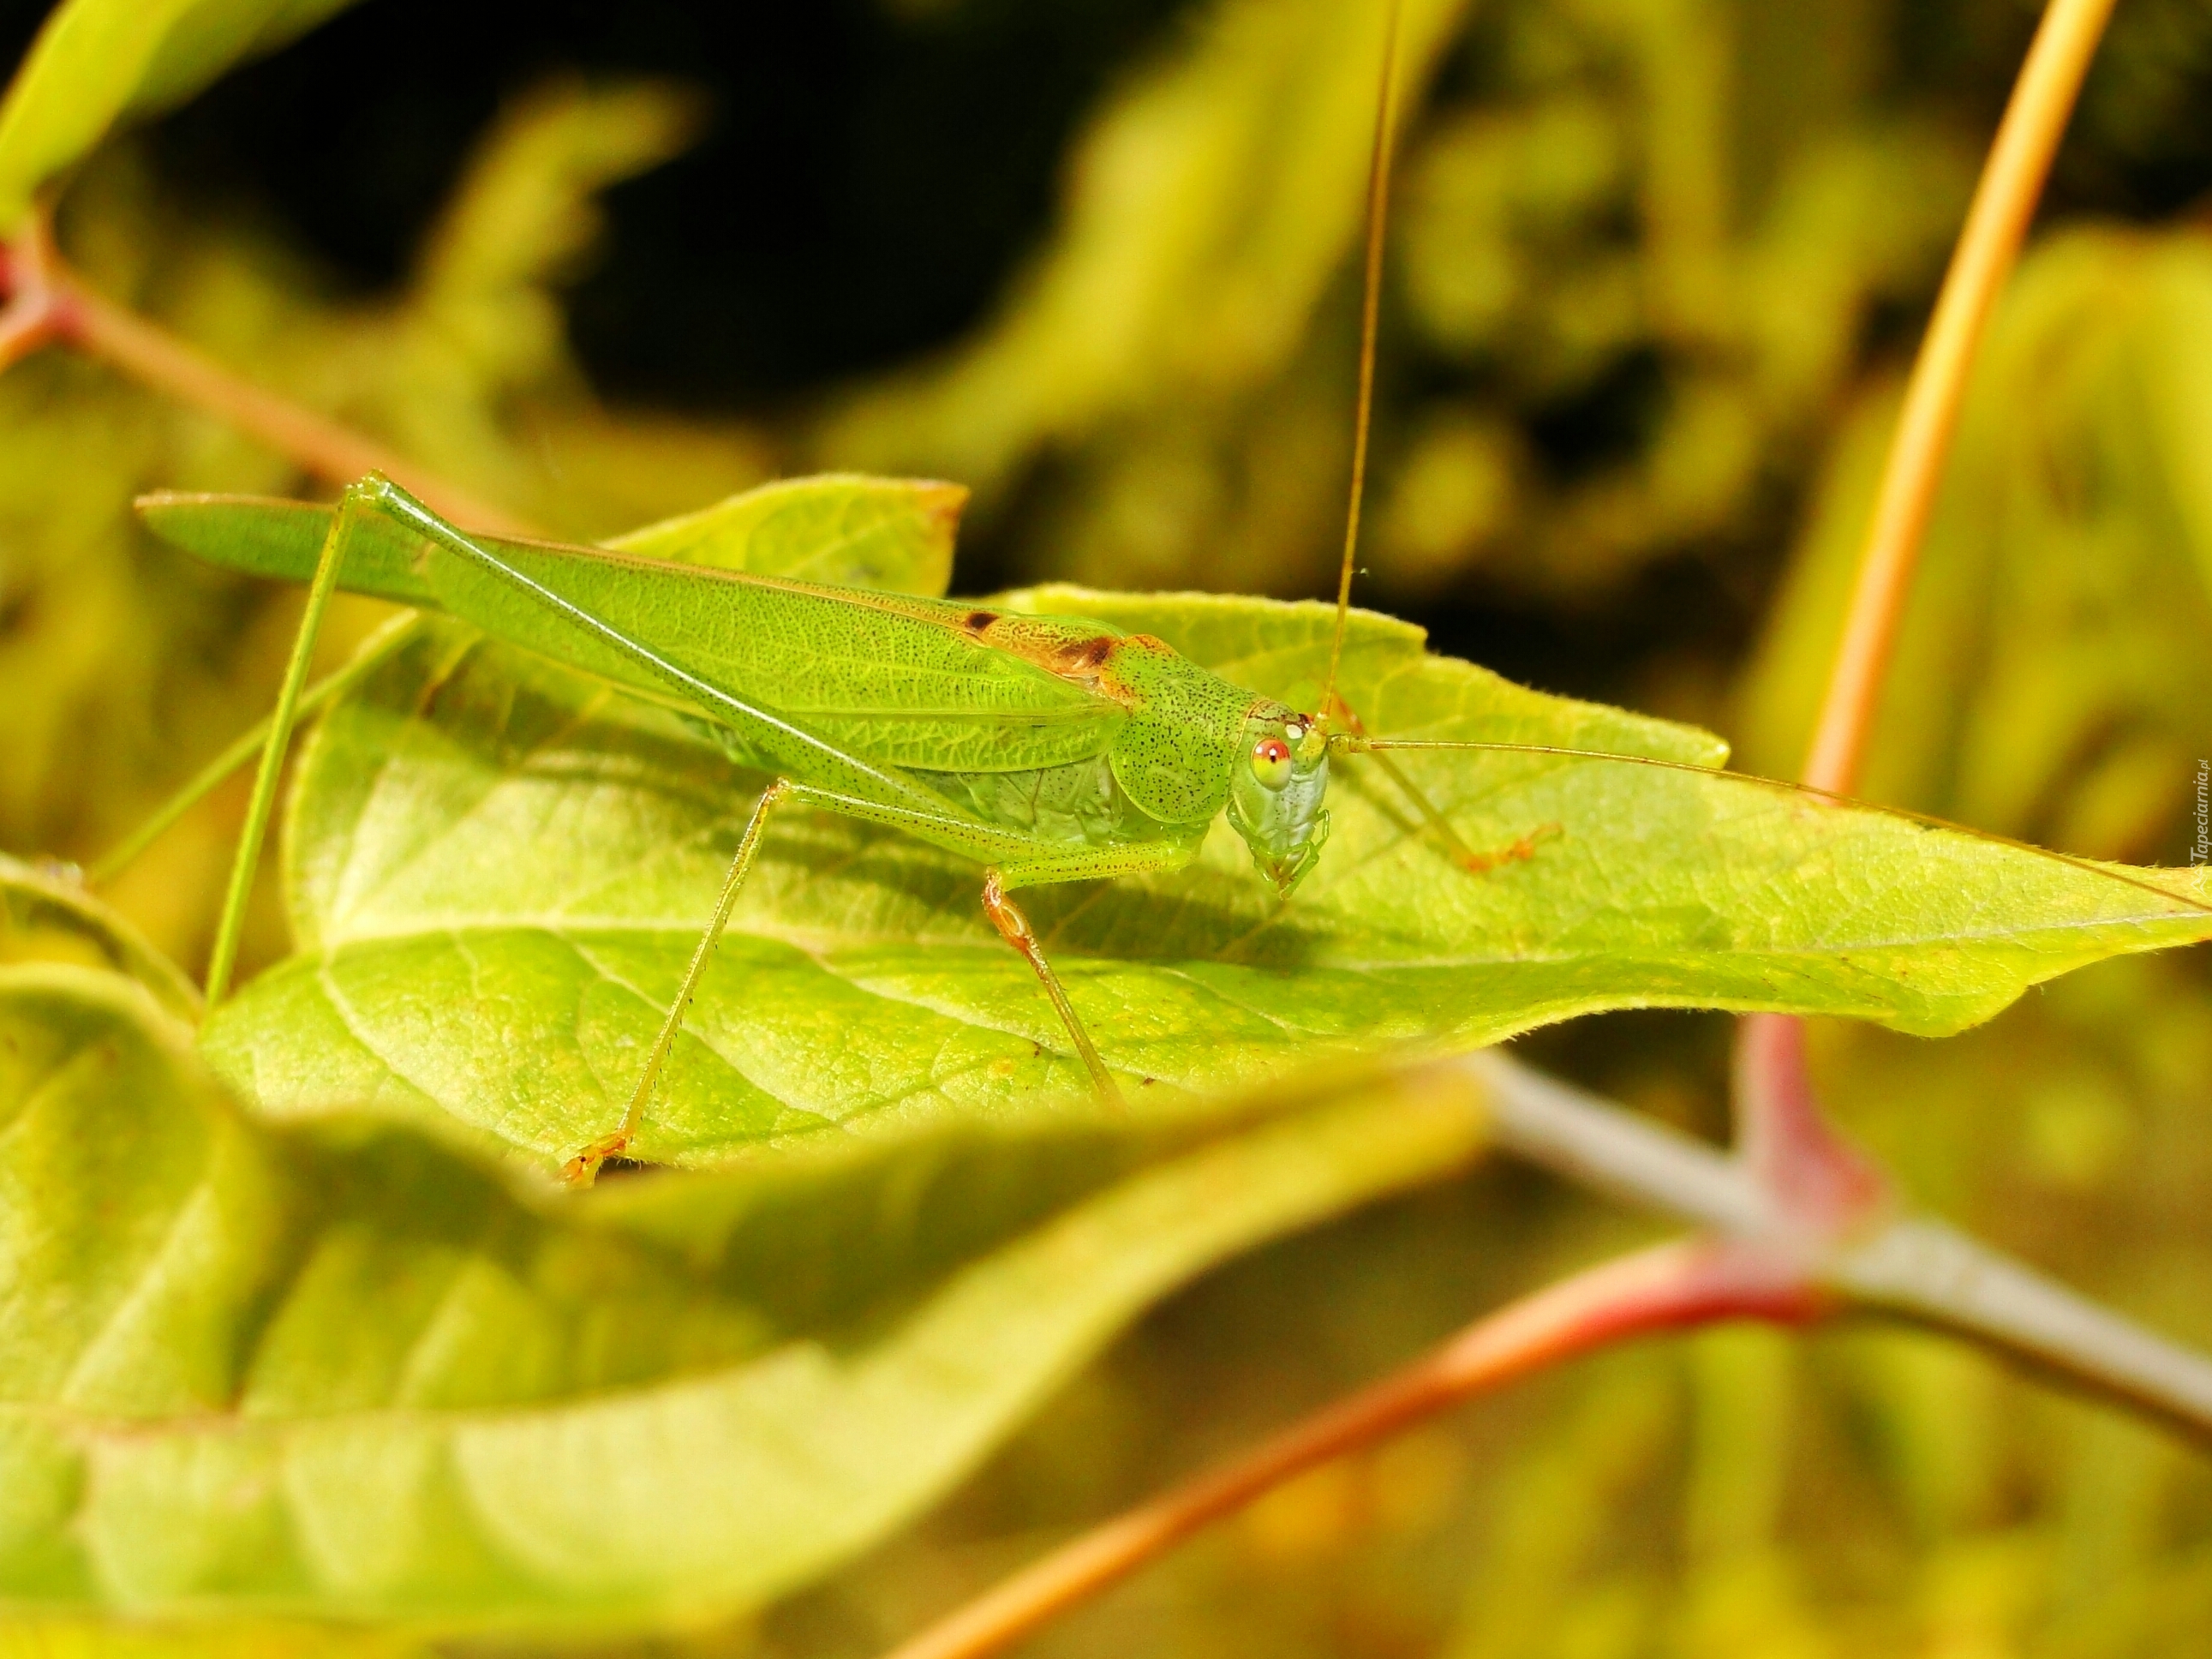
8,0 -> 2212,1650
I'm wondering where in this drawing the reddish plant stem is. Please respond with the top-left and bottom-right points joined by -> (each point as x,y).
2,213 -> 529,534
1799,0 -> 2116,799
0,213 -> 60,372
1741,0 -> 2118,1207
58,280 -> 529,533
1734,1013 -> 1889,1230
877,1238 -> 1822,1659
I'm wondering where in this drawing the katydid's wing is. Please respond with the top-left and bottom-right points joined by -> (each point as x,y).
136,478 -> 1115,773
133,473 -> 964,599
421,536 -> 1127,776
138,493 -> 442,606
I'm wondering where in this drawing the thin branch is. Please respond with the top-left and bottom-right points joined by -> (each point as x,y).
1832,1219 -> 2212,1442
1743,0 -> 2119,1231
2,212 -> 530,534
874,1051 -> 2212,1659
1732,1013 -> 1889,1228
877,1237 -> 1820,1659
1798,0 -> 2116,798
56,277 -> 529,534
0,294 -> 51,370
0,211 -> 59,372
1471,1051 -> 2212,1433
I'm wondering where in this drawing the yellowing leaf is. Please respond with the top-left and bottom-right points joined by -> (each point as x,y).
0,963 -> 1487,1626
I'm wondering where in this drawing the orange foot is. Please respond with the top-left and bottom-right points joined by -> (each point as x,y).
1462,821 -> 1563,876
560,1131 -> 631,1189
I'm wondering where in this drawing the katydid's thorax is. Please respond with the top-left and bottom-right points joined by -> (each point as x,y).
877,610 -> 1246,855
960,609 -> 1331,889
928,753 -> 1171,852
960,612 -> 1254,825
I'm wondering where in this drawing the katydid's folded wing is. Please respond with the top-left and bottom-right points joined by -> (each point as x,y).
444,540 -> 1128,775
135,482 -> 1121,775
137,492 -> 445,606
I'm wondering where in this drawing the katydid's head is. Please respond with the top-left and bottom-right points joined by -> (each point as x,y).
1227,705 -> 1331,895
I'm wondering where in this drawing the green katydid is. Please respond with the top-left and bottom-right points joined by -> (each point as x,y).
137,445 -> 1546,1182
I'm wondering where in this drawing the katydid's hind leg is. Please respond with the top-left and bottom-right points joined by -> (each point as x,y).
546,767 -> 1183,1142
1330,694 -> 1562,877
982,871 -> 1126,1111
562,779 -> 792,1188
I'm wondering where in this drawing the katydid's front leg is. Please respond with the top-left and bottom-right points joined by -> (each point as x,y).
978,834 -> 1208,1113
1328,695 -> 1561,877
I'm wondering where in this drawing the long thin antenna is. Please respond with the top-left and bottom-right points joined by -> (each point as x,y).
1318,0 -> 1403,728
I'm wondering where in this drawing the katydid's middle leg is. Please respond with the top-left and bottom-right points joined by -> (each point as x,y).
982,871 -> 1123,1109
978,836 -> 1199,1112
703,781 -> 1196,1109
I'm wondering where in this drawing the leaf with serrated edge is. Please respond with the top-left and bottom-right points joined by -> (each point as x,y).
197,587 -> 2212,1169
0,963 -> 1486,1626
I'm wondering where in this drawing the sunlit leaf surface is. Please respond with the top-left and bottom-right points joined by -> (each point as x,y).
197,590 -> 2212,1170
0,963 -> 1486,1626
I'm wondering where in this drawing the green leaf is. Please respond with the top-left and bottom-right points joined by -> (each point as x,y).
0,963 -> 1487,1626
0,0 -> 366,233
198,589 -> 2212,1170
608,471 -> 964,596
0,853 -> 198,1021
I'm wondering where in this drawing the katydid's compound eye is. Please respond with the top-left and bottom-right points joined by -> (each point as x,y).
1251,736 -> 1294,791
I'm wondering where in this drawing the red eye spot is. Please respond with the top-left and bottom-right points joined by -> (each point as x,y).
1251,736 -> 1295,790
